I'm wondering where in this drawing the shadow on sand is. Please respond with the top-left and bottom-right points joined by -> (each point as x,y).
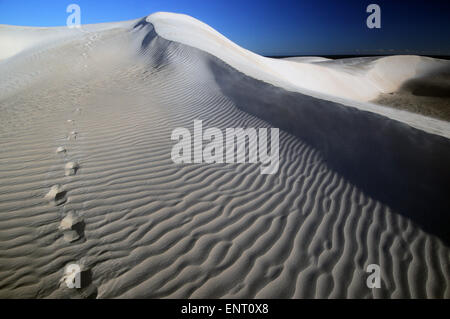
133,17 -> 450,245
209,58 -> 450,246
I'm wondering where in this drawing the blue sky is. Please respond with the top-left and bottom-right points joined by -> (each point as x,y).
0,0 -> 449,56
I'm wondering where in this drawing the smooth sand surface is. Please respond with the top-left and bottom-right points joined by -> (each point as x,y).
0,12 -> 449,298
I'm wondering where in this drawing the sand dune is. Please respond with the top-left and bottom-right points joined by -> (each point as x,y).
281,56 -> 332,63
0,12 -> 449,299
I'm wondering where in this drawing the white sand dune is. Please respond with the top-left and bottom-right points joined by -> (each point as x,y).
281,56 -> 331,63
0,12 -> 449,299
147,13 -> 450,136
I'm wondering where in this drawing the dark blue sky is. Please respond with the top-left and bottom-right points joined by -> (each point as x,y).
0,0 -> 449,56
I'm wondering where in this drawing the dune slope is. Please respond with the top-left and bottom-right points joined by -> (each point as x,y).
0,13 -> 449,298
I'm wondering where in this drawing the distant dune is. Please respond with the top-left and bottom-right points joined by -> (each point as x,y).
0,12 -> 449,298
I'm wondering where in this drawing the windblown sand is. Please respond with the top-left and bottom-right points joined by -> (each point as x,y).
0,13 -> 449,298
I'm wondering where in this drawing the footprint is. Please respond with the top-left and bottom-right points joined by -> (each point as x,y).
59,262 -> 96,298
65,162 -> 79,176
60,263 -> 82,287
56,146 -> 66,154
59,211 -> 84,242
45,185 -> 67,206
67,131 -> 78,140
